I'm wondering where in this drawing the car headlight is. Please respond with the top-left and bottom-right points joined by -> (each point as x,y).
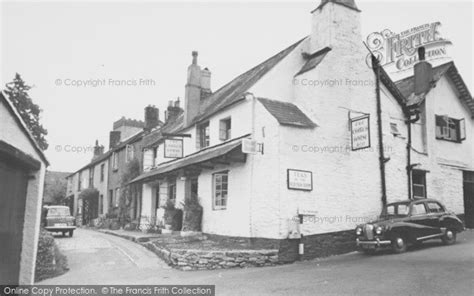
356,227 -> 362,236
375,226 -> 383,235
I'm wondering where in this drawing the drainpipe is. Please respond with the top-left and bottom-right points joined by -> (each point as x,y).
406,108 -> 420,200
372,56 -> 387,206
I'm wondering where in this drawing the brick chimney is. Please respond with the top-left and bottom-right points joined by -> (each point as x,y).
113,117 -> 144,140
92,140 -> 104,160
109,131 -> 121,149
166,98 -> 183,123
200,67 -> 212,100
414,47 -> 433,95
184,51 -> 202,127
144,105 -> 159,131
310,0 -> 361,54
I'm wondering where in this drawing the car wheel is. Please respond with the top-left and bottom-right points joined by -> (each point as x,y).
441,229 -> 456,245
69,230 -> 74,237
391,235 -> 407,254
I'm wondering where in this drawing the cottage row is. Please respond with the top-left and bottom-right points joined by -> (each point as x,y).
66,0 -> 474,260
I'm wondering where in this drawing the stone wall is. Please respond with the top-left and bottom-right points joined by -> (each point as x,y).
142,230 -> 356,270
142,242 -> 279,271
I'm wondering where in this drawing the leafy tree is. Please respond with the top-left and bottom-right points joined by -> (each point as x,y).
4,73 -> 48,150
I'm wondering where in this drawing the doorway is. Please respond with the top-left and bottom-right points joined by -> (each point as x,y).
463,171 -> 474,228
0,161 -> 29,284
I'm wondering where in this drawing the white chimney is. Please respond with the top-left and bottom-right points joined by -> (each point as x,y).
310,0 -> 362,54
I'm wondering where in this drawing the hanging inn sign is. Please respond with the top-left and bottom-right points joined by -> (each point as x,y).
365,22 -> 452,74
351,115 -> 370,151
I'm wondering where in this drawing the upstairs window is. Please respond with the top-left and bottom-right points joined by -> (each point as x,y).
125,144 -> 134,162
89,167 -> 94,188
100,164 -> 105,182
219,118 -> 232,141
435,115 -> 466,142
390,122 -> 401,137
78,172 -> 82,191
412,170 -> 426,199
112,152 -> 119,171
197,122 -> 210,149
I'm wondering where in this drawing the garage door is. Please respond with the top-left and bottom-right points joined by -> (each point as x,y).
0,161 -> 29,284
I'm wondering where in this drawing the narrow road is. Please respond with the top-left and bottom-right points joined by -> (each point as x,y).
41,228 -> 474,296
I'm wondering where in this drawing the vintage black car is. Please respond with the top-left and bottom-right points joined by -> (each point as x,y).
355,199 -> 464,254
42,205 -> 76,237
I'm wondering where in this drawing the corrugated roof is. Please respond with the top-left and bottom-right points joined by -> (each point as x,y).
191,37 -> 306,125
258,98 -> 316,128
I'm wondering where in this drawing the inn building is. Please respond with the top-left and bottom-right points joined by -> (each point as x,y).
130,0 -> 474,259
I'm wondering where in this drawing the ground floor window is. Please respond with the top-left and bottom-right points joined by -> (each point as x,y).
213,171 -> 228,210
412,170 -> 426,199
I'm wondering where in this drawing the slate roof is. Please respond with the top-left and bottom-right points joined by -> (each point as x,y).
395,62 -> 474,116
312,0 -> 361,13
191,37 -> 306,125
295,47 -> 331,76
142,113 -> 185,149
131,134 -> 249,184
395,63 -> 452,100
67,129 -> 145,178
258,98 -> 316,128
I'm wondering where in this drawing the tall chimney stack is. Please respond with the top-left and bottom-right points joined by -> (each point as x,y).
144,105 -> 159,131
184,51 -> 202,127
92,140 -> 104,160
310,0 -> 361,53
414,47 -> 433,95
109,131 -> 121,149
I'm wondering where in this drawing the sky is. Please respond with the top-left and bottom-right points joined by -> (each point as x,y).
1,0 -> 472,172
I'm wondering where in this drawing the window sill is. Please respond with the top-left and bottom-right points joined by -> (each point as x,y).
212,207 -> 227,211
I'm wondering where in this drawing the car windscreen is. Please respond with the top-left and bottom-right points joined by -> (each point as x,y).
47,207 -> 70,216
381,203 -> 410,217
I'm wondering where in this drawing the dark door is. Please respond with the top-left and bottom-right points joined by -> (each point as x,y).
0,161 -> 29,284
463,171 -> 474,228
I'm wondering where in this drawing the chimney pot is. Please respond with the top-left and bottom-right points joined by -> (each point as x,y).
418,47 -> 426,61
414,47 -> 433,95
144,105 -> 160,131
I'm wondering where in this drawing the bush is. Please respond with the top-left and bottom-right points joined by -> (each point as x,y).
182,197 -> 203,232
35,230 -> 68,282
163,201 -> 183,231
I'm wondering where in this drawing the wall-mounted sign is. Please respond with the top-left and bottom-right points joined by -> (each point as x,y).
287,169 -> 313,191
164,139 -> 183,158
351,115 -> 370,151
242,138 -> 264,154
366,22 -> 452,74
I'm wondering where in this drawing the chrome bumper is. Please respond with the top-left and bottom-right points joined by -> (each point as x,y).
356,238 -> 391,247
45,226 -> 76,231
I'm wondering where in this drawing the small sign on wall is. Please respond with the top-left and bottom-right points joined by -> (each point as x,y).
164,139 -> 183,158
287,169 -> 313,191
350,115 -> 370,151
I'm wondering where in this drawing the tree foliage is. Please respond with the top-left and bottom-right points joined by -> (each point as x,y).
4,73 -> 48,150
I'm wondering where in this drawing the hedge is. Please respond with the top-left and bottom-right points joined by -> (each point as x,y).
35,230 -> 69,282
